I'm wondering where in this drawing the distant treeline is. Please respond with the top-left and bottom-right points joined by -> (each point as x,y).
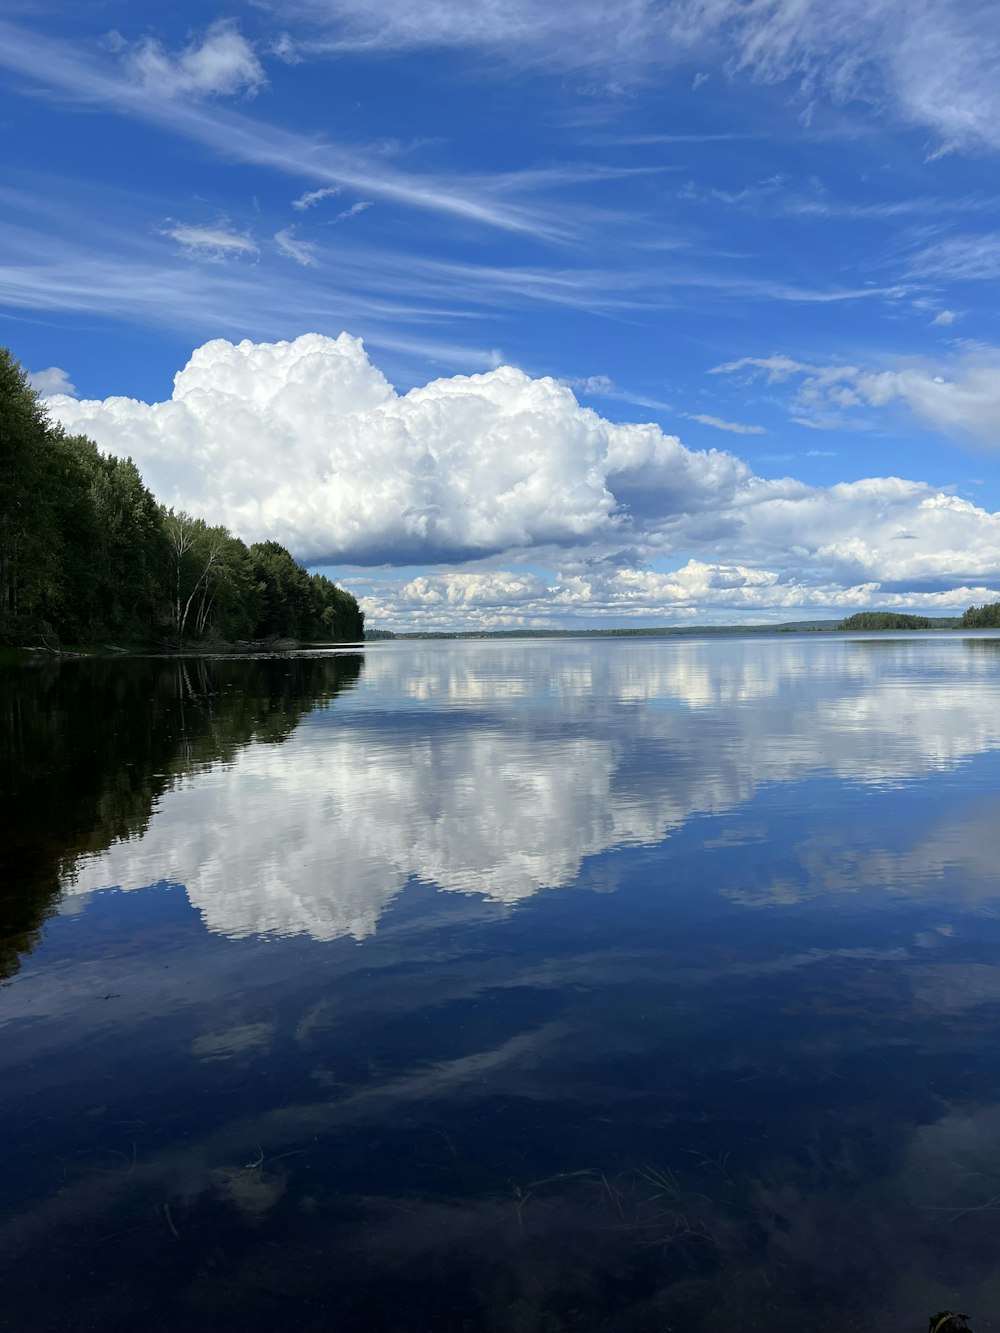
837,612 -> 937,630
839,608 -> 1000,631
0,348 -> 363,646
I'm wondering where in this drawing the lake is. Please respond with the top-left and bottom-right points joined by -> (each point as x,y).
4,635 -> 1000,1332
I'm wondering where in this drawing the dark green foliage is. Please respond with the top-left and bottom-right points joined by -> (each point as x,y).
960,601 -> 1000,628
837,612 -> 934,631
0,346 -> 363,645
0,653 -> 363,978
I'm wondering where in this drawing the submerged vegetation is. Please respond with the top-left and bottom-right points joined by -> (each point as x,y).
0,348 -> 363,647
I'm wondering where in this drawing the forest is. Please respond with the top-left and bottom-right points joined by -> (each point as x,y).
837,612 -> 936,630
0,348 -> 363,647
959,601 -> 1000,628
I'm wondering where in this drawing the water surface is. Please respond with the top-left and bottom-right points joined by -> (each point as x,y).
4,636 -> 1000,1331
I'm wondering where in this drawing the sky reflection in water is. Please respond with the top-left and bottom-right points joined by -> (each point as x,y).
5,636 -> 1000,1332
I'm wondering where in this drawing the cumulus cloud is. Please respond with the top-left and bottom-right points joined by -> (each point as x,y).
46,332 -> 750,565
163,221 -> 258,261
715,350 -> 1000,444
124,20 -> 265,99
360,562 -> 1000,632
44,333 -> 1000,623
27,365 -> 76,397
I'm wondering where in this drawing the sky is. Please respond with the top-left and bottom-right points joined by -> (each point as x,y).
2,0 -> 1000,630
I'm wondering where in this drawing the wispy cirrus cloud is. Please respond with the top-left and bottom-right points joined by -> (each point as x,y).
325,200 -> 372,225
274,226 -> 318,266
163,220 -> 259,260
292,186 -> 342,210
0,20 -> 571,240
273,0 -> 1000,155
563,374 -> 673,413
685,412 -> 765,435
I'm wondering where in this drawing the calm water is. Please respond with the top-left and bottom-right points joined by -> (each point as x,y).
4,636 -> 1000,1332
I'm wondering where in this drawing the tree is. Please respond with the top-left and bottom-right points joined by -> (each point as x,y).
1,342 -> 364,646
0,350 -> 57,637
960,601 -> 1000,629
838,612 -> 933,631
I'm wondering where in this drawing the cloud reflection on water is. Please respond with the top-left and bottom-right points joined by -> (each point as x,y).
62,637 -> 1000,940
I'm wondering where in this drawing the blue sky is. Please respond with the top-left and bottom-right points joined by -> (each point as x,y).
3,0 -> 1000,629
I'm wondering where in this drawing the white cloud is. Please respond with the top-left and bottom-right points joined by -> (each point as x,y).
360,561 -> 1000,632
281,0 -> 1000,154
292,186 -> 342,210
910,234 -> 1000,282
931,309 -> 960,327
274,226 -> 318,266
685,412 -> 766,435
27,365 -> 76,397
715,350 -> 1000,444
0,22 -> 563,238
44,333 -> 1000,610
125,20 -> 265,99
45,332 -> 749,564
326,200 -> 373,225
564,374 -> 673,412
163,221 -> 258,261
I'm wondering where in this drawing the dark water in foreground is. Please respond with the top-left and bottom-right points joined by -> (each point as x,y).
4,636 -> 1000,1332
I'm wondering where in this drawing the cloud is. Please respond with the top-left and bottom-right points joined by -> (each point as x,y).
163,221 -> 258,260
43,333 -> 1000,622
279,0 -> 1000,154
930,309 -> 960,327
685,412 -> 766,435
274,226 -> 318,266
359,561 -> 999,632
564,374 -> 673,412
292,186 -> 342,210
326,200 -> 373,225
910,233 -> 1000,282
0,22 -> 564,238
124,20 -> 265,99
27,365 -> 76,397
714,349 -> 1000,444
45,332 -> 751,565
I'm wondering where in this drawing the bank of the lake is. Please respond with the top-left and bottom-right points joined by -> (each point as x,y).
1,348 -> 363,650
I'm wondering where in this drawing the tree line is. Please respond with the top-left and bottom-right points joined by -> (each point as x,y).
959,602 -> 1000,628
839,607 -> 1000,631
0,348 -> 363,646
837,612 -> 935,630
